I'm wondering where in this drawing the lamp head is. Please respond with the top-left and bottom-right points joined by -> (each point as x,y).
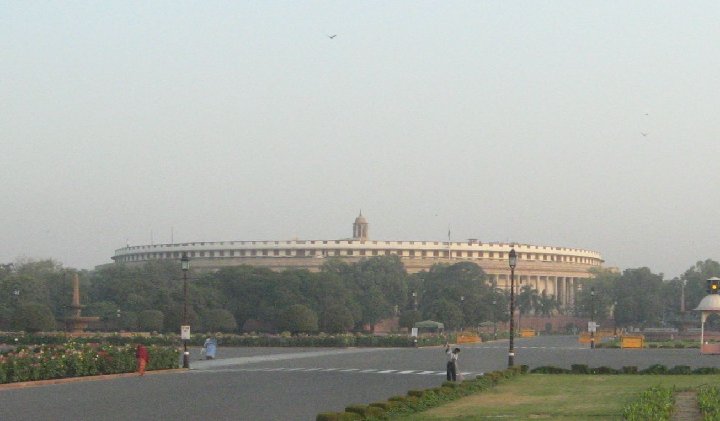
181,253 -> 190,271
508,248 -> 517,269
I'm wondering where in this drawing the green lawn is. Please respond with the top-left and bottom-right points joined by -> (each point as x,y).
402,374 -> 720,420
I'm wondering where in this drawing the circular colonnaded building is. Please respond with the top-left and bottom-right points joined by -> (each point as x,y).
112,213 -> 604,311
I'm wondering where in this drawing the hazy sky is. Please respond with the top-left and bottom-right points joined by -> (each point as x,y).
3,1 -> 720,278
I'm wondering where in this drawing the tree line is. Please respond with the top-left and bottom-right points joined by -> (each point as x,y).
0,256 -> 718,334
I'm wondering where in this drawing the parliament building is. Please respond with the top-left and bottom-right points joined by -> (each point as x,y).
112,213 -> 604,310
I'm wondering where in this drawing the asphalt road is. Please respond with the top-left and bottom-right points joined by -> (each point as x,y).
0,335 -> 717,421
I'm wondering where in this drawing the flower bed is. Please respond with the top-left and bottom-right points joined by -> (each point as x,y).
0,342 -> 179,384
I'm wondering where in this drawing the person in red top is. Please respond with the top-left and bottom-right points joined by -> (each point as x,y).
135,344 -> 149,376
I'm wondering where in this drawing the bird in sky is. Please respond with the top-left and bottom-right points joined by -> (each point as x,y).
328,34 -> 337,39
641,132 -> 649,137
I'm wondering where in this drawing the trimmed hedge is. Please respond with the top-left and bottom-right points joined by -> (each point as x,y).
530,364 -> 720,375
316,366 -> 524,420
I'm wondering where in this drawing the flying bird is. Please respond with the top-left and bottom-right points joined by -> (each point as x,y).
328,34 -> 337,39
641,132 -> 649,137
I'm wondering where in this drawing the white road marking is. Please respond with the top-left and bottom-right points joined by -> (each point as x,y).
188,367 -> 480,378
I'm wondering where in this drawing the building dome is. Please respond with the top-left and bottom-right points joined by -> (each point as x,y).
355,212 -> 367,224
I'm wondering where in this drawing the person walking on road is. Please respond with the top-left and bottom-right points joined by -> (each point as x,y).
445,344 -> 461,381
135,344 -> 149,376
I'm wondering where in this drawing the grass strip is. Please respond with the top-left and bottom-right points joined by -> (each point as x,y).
403,374 -> 720,420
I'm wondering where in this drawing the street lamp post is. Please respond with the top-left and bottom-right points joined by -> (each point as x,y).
508,248 -> 517,367
460,295 -> 465,332
492,298 -> 497,340
590,287 -> 596,349
181,253 -> 190,369
680,279 -> 687,332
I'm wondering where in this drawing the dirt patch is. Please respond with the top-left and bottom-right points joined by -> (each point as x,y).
671,391 -> 702,421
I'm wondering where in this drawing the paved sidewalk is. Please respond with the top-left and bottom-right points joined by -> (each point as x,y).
189,347 -> 395,370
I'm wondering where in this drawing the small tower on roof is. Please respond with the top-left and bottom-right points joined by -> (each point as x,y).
353,211 -> 369,240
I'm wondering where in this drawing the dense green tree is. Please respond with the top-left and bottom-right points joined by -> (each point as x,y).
320,304 -> 355,333
138,310 -> 164,332
202,309 -> 238,333
517,284 -> 539,316
86,301 -> 122,331
13,302 -> 56,332
536,291 -> 557,317
398,310 -> 422,330
417,262 -> 491,328
425,298 -> 463,330
276,304 -> 318,334
350,256 -> 408,327
162,304 -> 200,333
681,259 -> 720,310
11,250 -> 720,334
613,267 -> 664,327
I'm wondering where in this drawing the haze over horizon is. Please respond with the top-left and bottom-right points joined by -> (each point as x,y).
3,2 -> 720,278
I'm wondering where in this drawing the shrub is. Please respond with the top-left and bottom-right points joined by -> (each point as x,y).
316,413 -> 339,421
595,366 -> 620,374
344,405 -> 369,417
317,366 -> 525,420
570,364 -> 589,374
530,366 -> 570,374
692,367 -> 720,374
668,365 -> 691,375
621,366 -> 637,374
640,364 -> 667,374
369,402 -> 392,410
622,386 -> 674,421
697,385 -> 720,420
365,406 -> 385,418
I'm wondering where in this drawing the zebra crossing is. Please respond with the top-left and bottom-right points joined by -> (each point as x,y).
189,366 -> 478,378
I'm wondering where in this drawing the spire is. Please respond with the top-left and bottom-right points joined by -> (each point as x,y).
353,211 -> 369,240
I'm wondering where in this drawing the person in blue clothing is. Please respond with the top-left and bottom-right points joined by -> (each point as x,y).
445,344 -> 461,381
202,337 -> 217,360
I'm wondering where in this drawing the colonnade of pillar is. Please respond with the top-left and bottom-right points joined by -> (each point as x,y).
488,274 -> 580,313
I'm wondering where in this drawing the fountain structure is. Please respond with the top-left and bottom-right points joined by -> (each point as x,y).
65,273 -> 99,335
